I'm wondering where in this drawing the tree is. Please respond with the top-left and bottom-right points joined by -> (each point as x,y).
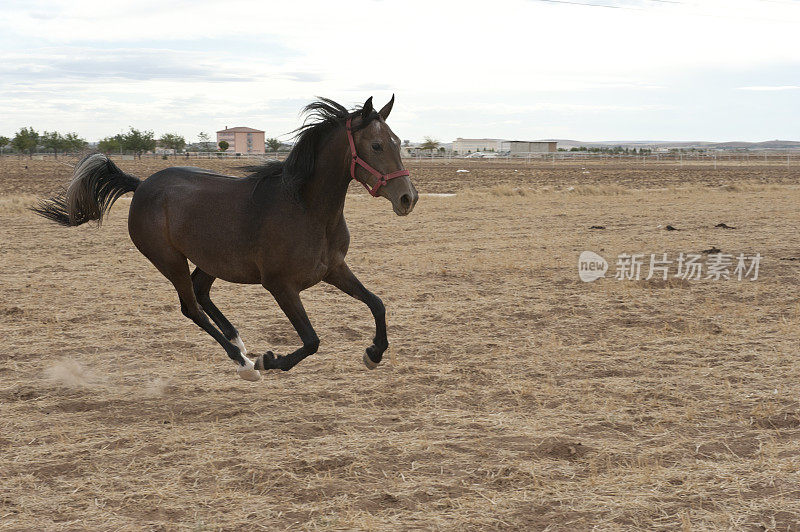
218,140 -> 229,152
41,131 -> 67,158
197,132 -> 213,152
121,127 -> 156,159
160,133 -> 186,153
0,136 -> 10,155
420,136 -> 440,154
266,138 -> 281,153
12,127 -> 39,157
41,131 -> 84,158
64,132 -> 87,153
98,135 -> 123,154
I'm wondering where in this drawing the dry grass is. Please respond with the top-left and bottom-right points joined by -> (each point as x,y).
0,195 -> 37,213
1,158 -> 800,530
3,154 -> 800,196
464,184 -> 631,197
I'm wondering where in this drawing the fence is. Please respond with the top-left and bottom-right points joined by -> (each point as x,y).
0,151 -> 287,161
404,150 -> 800,167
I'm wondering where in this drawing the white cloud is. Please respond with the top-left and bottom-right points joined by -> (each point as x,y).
1,0 -> 799,141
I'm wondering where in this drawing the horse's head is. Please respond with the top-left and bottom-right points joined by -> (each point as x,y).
348,96 -> 418,216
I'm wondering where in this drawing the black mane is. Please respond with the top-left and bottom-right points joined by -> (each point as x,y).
246,97 -> 379,199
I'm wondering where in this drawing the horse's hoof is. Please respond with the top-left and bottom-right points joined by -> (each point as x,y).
237,356 -> 261,382
363,351 -> 380,370
238,367 -> 261,382
254,351 -> 276,371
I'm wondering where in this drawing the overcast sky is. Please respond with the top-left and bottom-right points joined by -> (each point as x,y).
1,0 -> 798,143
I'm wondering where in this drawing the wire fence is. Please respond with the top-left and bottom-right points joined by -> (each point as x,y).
404,151 -> 800,167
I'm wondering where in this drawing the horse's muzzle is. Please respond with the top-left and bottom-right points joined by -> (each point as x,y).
393,190 -> 418,216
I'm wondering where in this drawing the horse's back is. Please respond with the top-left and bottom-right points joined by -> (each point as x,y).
132,166 -> 257,208
141,165 -> 242,189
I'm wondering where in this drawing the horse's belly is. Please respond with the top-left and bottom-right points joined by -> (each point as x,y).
297,261 -> 329,290
171,217 -> 262,284
192,255 -> 263,284
255,242 -> 332,292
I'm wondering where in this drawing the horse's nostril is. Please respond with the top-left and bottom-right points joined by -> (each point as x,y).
400,194 -> 412,210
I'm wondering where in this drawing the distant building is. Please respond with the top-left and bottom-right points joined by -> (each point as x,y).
500,141 -> 557,154
452,138 -> 504,154
216,126 -> 265,154
453,138 -> 557,155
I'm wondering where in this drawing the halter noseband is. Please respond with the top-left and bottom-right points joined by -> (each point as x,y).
346,118 -> 410,197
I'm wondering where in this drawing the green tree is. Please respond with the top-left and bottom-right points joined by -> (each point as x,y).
121,128 -> 156,159
419,136 -> 440,154
41,131 -> 66,158
218,140 -> 230,152
0,135 -> 10,155
197,132 -> 213,152
266,138 -> 281,153
42,131 -> 84,158
98,135 -> 123,154
12,127 -> 39,157
160,133 -> 186,153
64,132 -> 87,153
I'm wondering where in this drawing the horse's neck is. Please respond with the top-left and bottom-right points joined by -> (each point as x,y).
302,134 -> 350,225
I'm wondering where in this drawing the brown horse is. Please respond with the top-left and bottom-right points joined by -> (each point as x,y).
33,96 -> 418,382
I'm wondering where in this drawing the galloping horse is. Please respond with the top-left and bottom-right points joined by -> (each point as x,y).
33,96 -> 418,382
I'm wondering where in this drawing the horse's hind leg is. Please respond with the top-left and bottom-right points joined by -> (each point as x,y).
146,251 -> 261,382
191,268 -> 246,355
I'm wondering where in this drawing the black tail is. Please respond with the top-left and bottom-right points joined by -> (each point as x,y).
32,153 -> 141,226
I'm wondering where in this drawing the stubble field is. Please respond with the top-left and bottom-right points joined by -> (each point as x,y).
1,156 -> 800,530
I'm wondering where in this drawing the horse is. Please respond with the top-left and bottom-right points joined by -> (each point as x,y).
33,96 -> 418,382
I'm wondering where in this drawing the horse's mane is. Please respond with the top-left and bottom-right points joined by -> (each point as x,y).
246,97 -> 379,199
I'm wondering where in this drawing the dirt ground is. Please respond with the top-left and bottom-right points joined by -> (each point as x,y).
1,156 -> 800,530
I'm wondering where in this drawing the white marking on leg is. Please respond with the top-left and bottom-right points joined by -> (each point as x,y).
231,335 -> 247,356
234,354 -> 261,382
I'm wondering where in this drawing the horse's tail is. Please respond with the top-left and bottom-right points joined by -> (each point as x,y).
31,153 -> 141,227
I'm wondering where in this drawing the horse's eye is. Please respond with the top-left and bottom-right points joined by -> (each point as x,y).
371,142 -> 382,151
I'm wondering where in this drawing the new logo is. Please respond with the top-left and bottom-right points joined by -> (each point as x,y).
578,251 -> 608,282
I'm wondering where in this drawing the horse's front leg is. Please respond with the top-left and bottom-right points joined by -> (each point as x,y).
324,263 -> 387,369
254,287 -> 319,372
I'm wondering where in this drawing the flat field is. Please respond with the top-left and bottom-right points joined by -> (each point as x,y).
1,156 -> 800,530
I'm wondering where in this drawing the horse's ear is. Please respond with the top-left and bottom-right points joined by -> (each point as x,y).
360,96 -> 374,120
378,94 -> 394,121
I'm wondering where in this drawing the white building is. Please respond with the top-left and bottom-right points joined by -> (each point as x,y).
453,138 -> 557,155
452,138 -> 504,154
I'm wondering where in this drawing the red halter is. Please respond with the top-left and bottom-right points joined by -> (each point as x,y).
346,118 -> 410,197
